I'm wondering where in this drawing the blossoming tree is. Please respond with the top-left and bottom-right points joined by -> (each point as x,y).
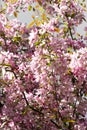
0,0 -> 87,129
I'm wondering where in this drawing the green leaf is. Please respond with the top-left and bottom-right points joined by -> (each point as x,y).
13,36 -> 21,42
28,5 -> 32,11
35,41 -> 40,46
66,120 -> 75,123
0,63 -> 11,67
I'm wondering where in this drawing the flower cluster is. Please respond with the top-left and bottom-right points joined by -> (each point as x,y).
0,0 -> 87,130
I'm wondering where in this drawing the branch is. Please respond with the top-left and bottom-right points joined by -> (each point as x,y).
22,91 -> 63,129
22,92 -> 44,115
50,119 -> 61,129
68,26 -> 74,40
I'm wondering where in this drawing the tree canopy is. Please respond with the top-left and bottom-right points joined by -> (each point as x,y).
0,0 -> 87,130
